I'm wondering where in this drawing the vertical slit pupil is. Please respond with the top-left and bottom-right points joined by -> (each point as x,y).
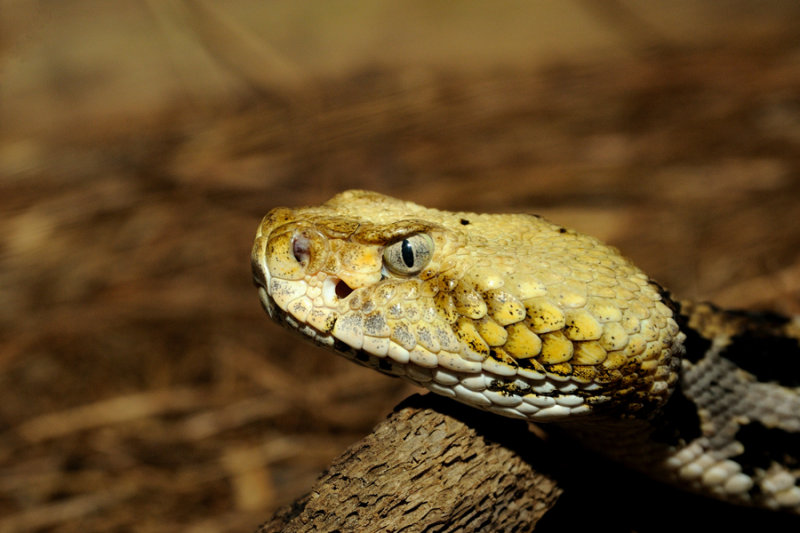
401,239 -> 415,268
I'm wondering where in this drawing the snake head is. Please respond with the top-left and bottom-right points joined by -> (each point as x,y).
252,190 -> 684,421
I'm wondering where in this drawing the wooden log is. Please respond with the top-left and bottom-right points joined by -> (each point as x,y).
255,393 -> 562,532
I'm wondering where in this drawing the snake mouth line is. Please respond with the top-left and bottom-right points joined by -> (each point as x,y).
258,278 -> 598,421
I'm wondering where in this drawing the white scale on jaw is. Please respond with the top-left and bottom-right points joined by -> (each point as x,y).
258,257 -> 598,421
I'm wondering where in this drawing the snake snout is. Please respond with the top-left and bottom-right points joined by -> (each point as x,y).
262,227 -> 329,282
292,231 -> 353,301
251,233 -> 270,290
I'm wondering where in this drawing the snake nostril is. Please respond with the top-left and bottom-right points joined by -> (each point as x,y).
292,234 -> 311,265
335,280 -> 354,299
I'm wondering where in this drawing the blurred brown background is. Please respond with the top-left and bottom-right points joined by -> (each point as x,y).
2,1 -> 800,531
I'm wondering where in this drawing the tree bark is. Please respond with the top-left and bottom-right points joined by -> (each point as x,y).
255,393 -> 562,532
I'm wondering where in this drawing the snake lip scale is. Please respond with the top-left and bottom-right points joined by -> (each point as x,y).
252,190 -> 800,513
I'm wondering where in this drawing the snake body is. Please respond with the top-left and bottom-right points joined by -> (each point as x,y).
251,190 -> 800,513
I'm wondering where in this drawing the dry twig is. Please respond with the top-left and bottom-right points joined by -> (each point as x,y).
256,394 -> 562,533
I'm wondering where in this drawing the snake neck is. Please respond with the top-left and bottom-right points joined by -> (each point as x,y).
560,300 -> 800,512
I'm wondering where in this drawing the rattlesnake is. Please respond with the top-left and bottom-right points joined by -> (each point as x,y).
251,190 -> 800,513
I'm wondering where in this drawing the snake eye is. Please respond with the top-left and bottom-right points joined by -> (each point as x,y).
383,234 -> 434,276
